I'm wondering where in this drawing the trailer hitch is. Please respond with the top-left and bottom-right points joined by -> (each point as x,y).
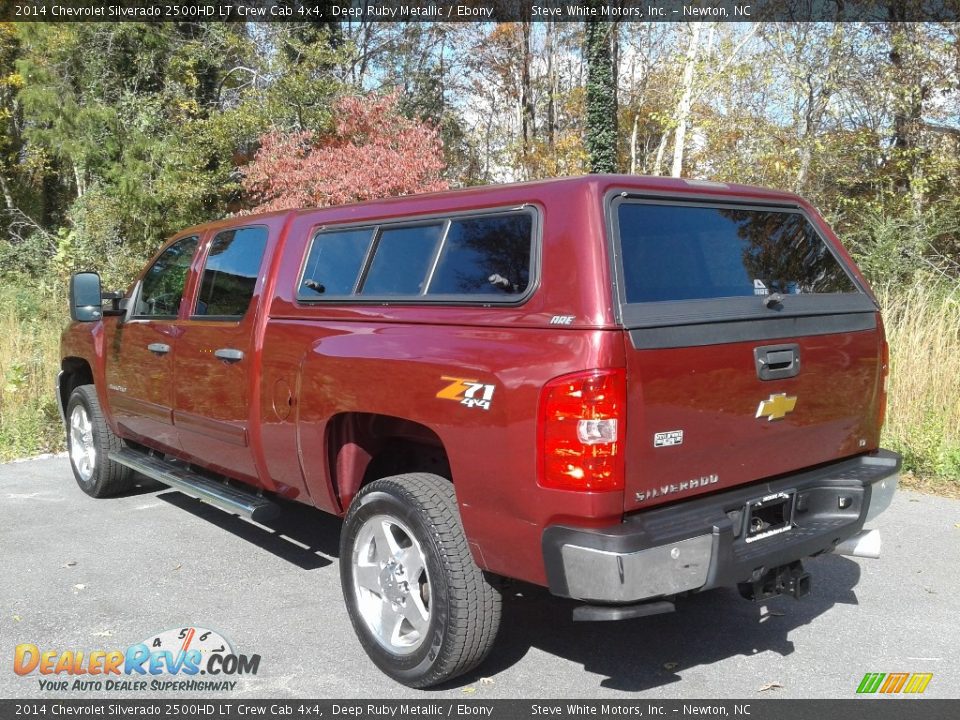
738,561 -> 811,602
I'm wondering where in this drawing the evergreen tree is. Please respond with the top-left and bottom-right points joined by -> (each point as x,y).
584,16 -> 617,174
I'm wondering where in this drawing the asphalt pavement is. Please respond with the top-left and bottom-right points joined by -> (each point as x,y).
2,456 -> 958,699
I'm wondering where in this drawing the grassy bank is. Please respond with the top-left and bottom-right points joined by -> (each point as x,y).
0,283 -> 65,461
1,280 -> 958,494
877,283 -> 960,491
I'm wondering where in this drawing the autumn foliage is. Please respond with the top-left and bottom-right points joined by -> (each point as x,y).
242,92 -> 448,212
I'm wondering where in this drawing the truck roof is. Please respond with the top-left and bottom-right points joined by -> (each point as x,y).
286,174 -> 807,217
176,175 -> 808,237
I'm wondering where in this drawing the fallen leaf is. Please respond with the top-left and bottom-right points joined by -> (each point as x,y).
461,687 -> 477,695
759,682 -> 783,692
663,662 -> 680,671
92,630 -> 112,637
73,584 -> 86,593
479,677 -> 494,685
62,561 -> 77,568
12,615 -> 21,622
768,610 -> 785,617
954,523 -> 960,529
172,564 -> 182,571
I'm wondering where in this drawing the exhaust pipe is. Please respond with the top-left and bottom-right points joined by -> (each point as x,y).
833,528 -> 881,559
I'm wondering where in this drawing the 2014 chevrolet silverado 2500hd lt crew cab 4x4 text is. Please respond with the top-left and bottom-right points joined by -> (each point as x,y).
58,175 -> 900,687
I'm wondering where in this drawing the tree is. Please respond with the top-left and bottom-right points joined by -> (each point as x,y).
669,23 -> 702,178
583,15 -> 617,173
0,22 -> 22,212
242,91 -> 448,212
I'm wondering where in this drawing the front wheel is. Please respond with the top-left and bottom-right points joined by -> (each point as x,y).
66,384 -> 133,498
340,473 -> 501,688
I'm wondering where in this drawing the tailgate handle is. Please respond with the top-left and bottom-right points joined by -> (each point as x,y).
754,344 -> 800,380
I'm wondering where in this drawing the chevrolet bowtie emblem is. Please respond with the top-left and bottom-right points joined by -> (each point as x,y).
756,393 -> 797,421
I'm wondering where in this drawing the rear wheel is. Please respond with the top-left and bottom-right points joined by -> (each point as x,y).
340,473 -> 501,687
66,384 -> 133,498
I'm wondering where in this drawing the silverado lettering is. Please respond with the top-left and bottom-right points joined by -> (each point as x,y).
58,175 -> 900,687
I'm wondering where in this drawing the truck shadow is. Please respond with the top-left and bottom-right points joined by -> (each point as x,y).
154,487 -> 862,694
470,554 -> 861,693
156,490 -> 342,570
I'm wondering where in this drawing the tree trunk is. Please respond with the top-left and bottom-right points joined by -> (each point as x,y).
652,128 -> 669,176
73,164 -> 85,199
886,11 -> 926,208
584,10 -> 618,173
545,20 -> 556,149
0,173 -> 14,211
794,24 -> 844,193
671,24 -> 702,178
521,22 -> 535,162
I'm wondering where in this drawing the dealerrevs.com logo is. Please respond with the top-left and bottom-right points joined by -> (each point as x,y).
13,627 -> 260,692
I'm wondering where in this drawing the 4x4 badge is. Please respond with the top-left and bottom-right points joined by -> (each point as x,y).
436,377 -> 495,411
756,393 -> 798,421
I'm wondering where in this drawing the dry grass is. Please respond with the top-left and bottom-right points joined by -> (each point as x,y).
877,281 -> 960,487
0,283 -> 65,461
899,471 -> 960,500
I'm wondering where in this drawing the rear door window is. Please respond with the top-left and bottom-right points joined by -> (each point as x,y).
616,203 -> 857,304
194,227 -> 268,318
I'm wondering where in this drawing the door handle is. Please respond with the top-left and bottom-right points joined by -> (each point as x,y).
754,343 -> 800,380
147,343 -> 171,355
215,348 -> 244,363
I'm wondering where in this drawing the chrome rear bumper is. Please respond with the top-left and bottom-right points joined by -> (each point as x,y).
543,450 -> 901,605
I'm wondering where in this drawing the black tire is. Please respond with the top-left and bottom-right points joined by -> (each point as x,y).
340,473 -> 501,688
65,384 -> 133,498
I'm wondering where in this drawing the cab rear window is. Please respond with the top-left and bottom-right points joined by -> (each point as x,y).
616,202 -> 857,304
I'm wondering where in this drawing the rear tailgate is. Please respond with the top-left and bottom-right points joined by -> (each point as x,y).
609,195 -> 884,512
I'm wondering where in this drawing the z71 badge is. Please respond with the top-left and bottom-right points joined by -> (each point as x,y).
436,376 -> 496,411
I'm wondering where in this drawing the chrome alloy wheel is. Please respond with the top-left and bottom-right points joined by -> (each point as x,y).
352,513 -> 432,655
69,404 -> 96,484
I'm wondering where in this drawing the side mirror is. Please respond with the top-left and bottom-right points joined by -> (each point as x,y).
69,272 -> 103,322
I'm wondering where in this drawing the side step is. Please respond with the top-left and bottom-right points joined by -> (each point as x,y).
109,448 -> 280,523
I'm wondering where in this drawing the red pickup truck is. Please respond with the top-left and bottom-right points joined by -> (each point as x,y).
59,175 -> 900,687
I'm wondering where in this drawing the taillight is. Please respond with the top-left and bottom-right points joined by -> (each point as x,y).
537,369 -> 626,492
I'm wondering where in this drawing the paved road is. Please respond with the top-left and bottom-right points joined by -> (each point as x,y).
2,456 -> 958,700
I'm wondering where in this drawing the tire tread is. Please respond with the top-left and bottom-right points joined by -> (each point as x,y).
344,473 -> 501,687
68,385 -> 133,497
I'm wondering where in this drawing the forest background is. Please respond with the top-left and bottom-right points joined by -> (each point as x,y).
0,19 -> 957,492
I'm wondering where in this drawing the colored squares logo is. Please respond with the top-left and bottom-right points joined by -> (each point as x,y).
857,672 -> 933,694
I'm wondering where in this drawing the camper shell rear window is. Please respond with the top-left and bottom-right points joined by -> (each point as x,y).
609,195 -> 875,329
616,201 -> 858,303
